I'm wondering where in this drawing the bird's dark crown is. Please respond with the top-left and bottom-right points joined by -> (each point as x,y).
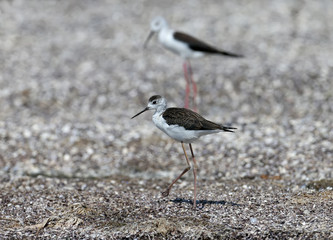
149,95 -> 162,102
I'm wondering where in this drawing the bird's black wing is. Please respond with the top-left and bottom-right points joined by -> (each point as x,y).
174,32 -> 243,57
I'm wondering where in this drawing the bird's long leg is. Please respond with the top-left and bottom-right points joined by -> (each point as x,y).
183,61 -> 191,109
189,143 -> 198,209
161,142 -> 191,198
187,60 -> 198,112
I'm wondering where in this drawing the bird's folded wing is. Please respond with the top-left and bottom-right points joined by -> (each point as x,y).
162,108 -> 222,131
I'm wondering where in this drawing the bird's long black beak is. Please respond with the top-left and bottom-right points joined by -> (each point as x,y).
131,107 -> 150,119
143,31 -> 154,49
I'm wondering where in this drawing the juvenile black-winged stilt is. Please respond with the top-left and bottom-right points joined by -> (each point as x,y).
132,95 -> 236,209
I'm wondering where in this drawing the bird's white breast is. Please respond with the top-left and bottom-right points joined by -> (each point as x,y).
158,29 -> 204,59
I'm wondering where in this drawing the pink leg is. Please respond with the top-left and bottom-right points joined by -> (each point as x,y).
183,61 -> 190,109
189,143 -> 198,209
187,61 -> 198,112
161,142 -> 191,198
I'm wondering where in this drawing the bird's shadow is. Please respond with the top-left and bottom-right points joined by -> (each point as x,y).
171,198 -> 241,209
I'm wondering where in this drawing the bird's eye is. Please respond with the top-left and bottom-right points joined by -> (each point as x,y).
152,100 -> 157,104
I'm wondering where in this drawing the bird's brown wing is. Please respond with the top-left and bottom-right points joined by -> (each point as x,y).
162,108 -> 223,131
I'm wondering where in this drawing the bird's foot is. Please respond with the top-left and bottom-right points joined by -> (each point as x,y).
161,189 -> 170,197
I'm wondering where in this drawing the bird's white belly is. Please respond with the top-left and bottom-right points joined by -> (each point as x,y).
165,124 -> 198,142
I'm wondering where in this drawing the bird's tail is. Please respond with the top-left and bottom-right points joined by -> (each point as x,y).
221,125 -> 237,132
218,50 -> 243,58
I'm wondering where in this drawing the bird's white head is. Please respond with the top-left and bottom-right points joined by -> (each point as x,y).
131,95 -> 167,119
144,17 -> 168,48
147,95 -> 167,110
150,16 -> 168,32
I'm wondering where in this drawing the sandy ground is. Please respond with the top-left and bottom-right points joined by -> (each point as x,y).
0,0 -> 332,239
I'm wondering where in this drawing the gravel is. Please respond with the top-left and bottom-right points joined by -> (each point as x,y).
0,0 -> 332,239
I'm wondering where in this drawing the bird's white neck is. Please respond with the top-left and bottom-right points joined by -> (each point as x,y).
154,104 -> 167,116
